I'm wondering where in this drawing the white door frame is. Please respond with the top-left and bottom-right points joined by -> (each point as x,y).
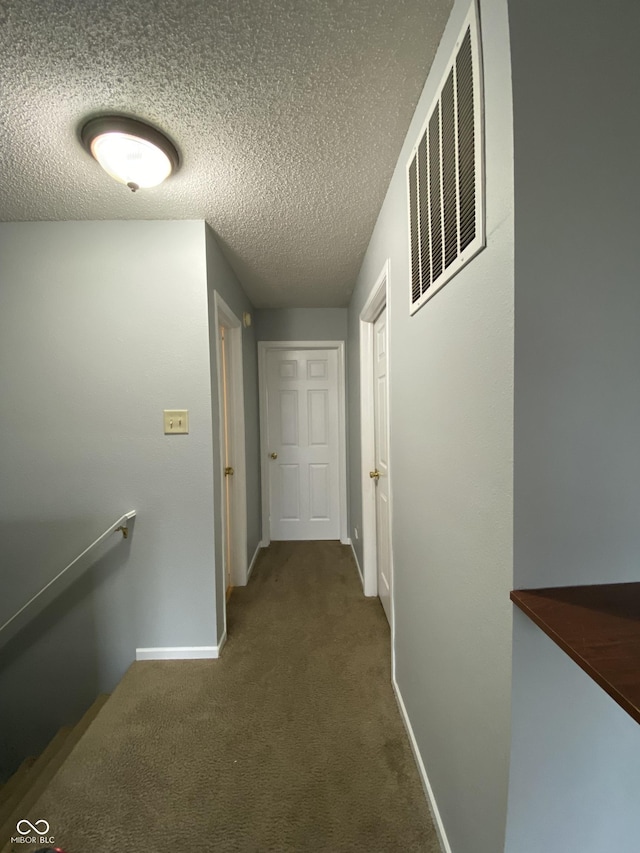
214,292 -> 248,604
258,341 -> 348,546
360,261 -> 393,604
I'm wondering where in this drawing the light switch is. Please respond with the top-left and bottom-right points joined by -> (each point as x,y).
164,410 -> 189,434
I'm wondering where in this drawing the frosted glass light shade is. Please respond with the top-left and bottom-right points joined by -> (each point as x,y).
91,132 -> 172,188
81,116 -> 179,191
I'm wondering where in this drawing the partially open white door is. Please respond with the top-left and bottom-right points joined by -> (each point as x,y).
213,292 -> 248,616
220,325 -> 234,597
360,260 -> 393,630
372,306 -> 391,623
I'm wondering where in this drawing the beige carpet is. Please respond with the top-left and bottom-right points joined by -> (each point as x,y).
5,541 -> 440,852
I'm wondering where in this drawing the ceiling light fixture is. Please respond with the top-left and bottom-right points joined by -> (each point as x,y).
81,115 -> 179,192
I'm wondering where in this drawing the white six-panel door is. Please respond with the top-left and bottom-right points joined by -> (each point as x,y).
264,348 -> 340,540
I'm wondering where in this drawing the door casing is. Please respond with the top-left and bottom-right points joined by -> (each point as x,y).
258,341 -> 348,546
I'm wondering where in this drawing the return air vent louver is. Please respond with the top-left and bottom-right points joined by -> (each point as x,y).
408,2 -> 484,314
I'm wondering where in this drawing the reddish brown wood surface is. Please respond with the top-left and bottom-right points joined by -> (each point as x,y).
511,583 -> 640,724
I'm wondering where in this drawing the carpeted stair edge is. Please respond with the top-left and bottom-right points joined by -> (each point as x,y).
0,759 -> 36,810
0,694 -> 110,851
0,728 -> 72,834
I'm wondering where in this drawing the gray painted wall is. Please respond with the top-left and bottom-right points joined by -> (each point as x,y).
0,221 -> 217,779
506,613 -> 640,853
347,1 -> 514,850
205,225 -> 261,638
511,0 -> 640,592
507,0 -> 640,848
255,308 -> 347,342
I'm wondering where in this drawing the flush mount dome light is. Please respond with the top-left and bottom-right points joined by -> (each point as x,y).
81,115 -> 179,192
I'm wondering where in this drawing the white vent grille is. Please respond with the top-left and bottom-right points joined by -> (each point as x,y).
408,2 -> 484,315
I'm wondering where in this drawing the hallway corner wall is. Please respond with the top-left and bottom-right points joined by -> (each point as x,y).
204,225 -> 261,637
0,220 -> 217,780
347,0 -> 514,850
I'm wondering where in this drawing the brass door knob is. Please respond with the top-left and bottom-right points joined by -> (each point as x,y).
270,452 -> 278,459
369,469 -> 380,480
225,466 -> 234,476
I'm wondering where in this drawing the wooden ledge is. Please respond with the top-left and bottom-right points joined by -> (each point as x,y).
511,583 -> 640,724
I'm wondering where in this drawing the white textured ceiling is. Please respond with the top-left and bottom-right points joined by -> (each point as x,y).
0,0 -> 452,307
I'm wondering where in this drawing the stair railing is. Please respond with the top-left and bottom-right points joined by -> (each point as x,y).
0,511 -> 136,649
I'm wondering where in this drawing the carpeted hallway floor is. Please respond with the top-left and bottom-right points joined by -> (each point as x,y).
7,541 -> 440,852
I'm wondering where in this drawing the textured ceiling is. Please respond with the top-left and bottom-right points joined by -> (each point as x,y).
0,0 -> 452,307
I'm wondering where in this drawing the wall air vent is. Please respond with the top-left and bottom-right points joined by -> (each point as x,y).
408,1 -> 484,315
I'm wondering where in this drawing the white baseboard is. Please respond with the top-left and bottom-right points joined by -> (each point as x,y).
217,628 -> 227,655
392,678 -> 451,853
349,539 -> 365,590
247,542 -> 263,581
136,643 -> 224,661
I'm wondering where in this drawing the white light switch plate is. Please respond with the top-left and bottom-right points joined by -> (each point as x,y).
164,410 -> 189,434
